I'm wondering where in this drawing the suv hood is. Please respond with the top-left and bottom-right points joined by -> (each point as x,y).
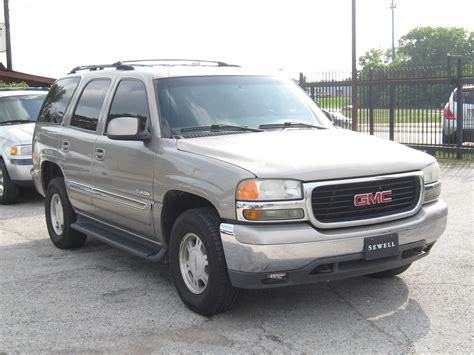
176,129 -> 435,181
0,122 -> 35,144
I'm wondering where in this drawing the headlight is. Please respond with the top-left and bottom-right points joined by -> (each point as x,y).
422,162 -> 440,184
236,179 -> 304,222
422,162 -> 441,204
236,179 -> 303,201
10,144 -> 32,156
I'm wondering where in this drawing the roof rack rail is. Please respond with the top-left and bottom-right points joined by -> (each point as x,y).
68,62 -> 134,74
68,59 -> 240,74
121,59 -> 240,67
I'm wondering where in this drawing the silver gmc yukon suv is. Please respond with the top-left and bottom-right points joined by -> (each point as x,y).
32,60 -> 447,315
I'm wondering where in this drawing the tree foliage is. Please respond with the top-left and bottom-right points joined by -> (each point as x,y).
359,26 -> 473,70
358,48 -> 390,70
0,81 -> 28,88
397,27 -> 473,66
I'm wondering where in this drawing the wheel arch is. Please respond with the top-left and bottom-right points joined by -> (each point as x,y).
41,160 -> 64,192
161,190 -> 218,247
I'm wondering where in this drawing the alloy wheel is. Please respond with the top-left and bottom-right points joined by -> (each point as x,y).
50,193 -> 64,235
179,233 -> 209,294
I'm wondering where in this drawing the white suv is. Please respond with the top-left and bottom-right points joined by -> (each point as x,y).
0,88 -> 48,204
442,86 -> 474,144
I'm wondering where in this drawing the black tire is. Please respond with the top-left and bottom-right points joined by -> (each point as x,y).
169,207 -> 238,316
368,263 -> 412,278
45,177 -> 87,249
0,159 -> 20,205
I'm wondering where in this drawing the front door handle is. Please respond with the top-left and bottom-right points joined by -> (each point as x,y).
95,148 -> 105,161
61,141 -> 70,152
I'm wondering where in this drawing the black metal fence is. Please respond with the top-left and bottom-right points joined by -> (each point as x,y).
300,58 -> 474,159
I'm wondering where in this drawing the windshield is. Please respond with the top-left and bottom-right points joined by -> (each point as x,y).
0,94 -> 46,124
155,76 -> 332,136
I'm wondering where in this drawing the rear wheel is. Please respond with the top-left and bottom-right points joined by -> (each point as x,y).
169,208 -> 238,316
45,177 -> 87,249
368,263 -> 412,278
0,160 -> 20,205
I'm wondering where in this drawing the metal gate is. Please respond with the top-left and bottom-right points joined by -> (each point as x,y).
300,57 -> 474,158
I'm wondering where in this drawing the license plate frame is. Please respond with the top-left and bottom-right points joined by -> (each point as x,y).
364,233 -> 399,260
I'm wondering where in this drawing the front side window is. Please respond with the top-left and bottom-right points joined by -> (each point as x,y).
107,80 -> 149,132
70,79 -> 110,131
156,76 -> 332,136
38,78 -> 80,124
0,94 -> 46,125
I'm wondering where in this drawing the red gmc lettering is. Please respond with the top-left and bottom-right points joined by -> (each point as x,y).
354,191 -> 392,206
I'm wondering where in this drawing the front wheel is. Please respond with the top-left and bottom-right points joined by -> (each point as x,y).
45,177 -> 87,249
0,160 -> 20,205
169,208 -> 238,316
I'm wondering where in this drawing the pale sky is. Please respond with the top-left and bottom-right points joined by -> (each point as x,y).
1,0 -> 473,80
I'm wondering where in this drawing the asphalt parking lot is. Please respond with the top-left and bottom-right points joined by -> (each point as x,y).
0,162 -> 472,353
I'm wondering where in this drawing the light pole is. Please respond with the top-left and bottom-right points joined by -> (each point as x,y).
351,0 -> 358,132
390,0 -> 396,61
3,0 -> 12,69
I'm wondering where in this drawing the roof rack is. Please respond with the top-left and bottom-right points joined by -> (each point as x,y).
68,59 -> 240,74
68,62 -> 134,74
121,59 -> 240,67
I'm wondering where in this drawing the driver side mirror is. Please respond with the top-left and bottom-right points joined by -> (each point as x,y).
106,117 -> 151,141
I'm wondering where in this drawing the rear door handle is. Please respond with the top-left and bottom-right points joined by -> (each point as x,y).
95,148 -> 105,161
61,141 -> 70,152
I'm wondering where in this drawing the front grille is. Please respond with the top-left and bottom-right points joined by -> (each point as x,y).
311,175 -> 422,224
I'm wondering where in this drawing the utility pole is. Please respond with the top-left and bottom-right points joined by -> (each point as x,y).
351,0 -> 358,132
3,0 -> 12,69
388,0 -> 396,140
390,0 -> 396,61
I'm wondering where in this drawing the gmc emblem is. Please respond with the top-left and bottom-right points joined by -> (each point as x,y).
354,190 -> 392,206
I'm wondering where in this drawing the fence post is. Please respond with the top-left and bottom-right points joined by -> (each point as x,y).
299,73 -> 306,89
456,58 -> 464,159
369,69 -> 374,135
389,81 -> 395,141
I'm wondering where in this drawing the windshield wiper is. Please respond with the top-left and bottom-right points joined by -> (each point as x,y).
0,120 -> 33,125
259,121 -> 327,130
180,124 -> 263,133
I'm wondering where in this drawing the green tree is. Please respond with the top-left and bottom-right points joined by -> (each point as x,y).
0,81 -> 28,88
359,27 -> 473,70
358,48 -> 388,70
397,27 -> 473,66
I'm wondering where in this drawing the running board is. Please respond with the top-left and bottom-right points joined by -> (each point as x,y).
71,215 -> 167,263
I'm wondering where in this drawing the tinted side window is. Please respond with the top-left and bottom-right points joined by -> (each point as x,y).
107,80 -> 149,131
70,79 -> 110,131
455,90 -> 474,104
37,78 -> 80,124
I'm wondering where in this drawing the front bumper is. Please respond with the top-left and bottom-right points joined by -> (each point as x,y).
4,158 -> 33,183
31,166 -> 45,196
221,199 -> 447,289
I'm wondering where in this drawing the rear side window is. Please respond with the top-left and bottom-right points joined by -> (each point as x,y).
454,90 -> 474,104
107,80 -> 149,131
70,79 -> 110,131
37,78 -> 80,124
